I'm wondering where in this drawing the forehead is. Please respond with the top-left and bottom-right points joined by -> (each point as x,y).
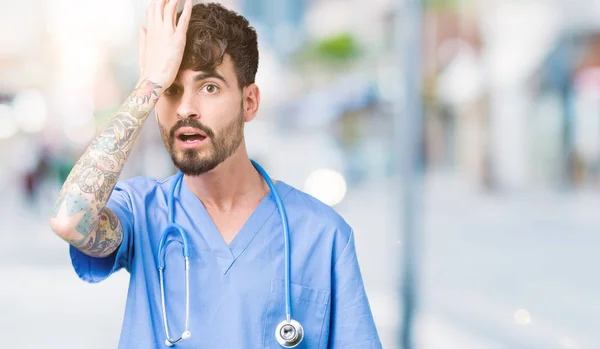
175,54 -> 237,84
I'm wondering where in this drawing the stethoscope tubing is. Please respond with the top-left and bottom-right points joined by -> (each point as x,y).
156,160 -> 296,346
157,171 -> 191,346
250,160 -> 293,320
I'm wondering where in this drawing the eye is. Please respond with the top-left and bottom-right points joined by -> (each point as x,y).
201,84 -> 219,94
164,86 -> 181,96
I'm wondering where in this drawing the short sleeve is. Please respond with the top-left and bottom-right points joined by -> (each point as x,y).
69,182 -> 135,283
328,229 -> 382,349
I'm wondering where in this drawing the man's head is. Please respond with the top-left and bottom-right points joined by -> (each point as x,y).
156,2 -> 260,176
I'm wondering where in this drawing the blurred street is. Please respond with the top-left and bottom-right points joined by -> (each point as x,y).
3,0 -> 600,347
1,172 -> 598,349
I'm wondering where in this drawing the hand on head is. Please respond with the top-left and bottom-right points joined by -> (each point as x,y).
138,0 -> 193,88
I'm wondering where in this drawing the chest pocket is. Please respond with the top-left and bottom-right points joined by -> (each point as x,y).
263,279 -> 330,349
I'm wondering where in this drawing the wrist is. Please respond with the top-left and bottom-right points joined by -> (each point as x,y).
137,76 -> 166,90
138,70 -> 172,89
131,79 -> 165,107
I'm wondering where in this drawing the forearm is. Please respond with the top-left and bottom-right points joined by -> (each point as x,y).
50,79 -> 163,245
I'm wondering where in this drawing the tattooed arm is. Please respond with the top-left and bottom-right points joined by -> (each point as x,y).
49,79 -> 163,258
50,0 -> 193,258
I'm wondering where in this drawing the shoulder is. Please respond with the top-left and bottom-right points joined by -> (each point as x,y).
111,174 -> 177,200
116,174 -> 176,189
278,181 -> 355,265
279,181 -> 353,240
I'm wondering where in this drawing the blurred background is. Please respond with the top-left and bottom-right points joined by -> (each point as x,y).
1,0 -> 599,348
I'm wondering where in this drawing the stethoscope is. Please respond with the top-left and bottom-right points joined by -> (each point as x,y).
157,160 -> 304,347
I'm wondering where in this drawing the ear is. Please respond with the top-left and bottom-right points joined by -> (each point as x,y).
242,83 -> 260,122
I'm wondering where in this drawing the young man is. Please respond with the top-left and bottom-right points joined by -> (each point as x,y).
50,1 -> 382,348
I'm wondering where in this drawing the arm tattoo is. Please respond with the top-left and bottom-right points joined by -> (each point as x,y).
52,79 -> 161,251
90,113 -> 141,156
52,192 -> 88,218
131,79 -> 161,105
75,211 -> 98,237
72,208 -> 124,258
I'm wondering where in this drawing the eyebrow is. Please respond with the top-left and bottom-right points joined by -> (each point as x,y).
192,71 -> 228,87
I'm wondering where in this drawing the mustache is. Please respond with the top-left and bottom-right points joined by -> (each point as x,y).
169,119 -> 215,140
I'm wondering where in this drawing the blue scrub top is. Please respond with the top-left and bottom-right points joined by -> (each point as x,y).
70,174 -> 382,348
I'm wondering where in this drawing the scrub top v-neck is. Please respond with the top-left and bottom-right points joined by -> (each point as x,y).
69,174 -> 382,349
177,176 -> 281,274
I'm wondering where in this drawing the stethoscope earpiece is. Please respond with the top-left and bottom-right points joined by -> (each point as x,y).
275,319 -> 304,348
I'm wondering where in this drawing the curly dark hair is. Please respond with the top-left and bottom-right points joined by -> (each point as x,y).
177,3 -> 259,89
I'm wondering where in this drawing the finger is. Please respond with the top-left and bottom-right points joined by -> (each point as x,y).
172,6 -> 177,28
172,0 -> 178,27
138,26 -> 147,72
154,0 -> 168,23
146,0 -> 155,32
175,0 -> 193,35
164,0 -> 181,29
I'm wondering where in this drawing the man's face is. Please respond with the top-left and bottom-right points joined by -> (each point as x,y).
155,55 -> 245,176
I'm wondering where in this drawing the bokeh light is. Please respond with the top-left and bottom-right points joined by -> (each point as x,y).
303,169 -> 347,206
514,309 -> 532,325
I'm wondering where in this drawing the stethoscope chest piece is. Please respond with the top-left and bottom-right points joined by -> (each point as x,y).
275,319 -> 304,348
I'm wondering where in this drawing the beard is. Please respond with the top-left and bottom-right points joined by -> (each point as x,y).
158,108 -> 245,176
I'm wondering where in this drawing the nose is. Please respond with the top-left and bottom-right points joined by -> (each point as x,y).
176,90 -> 200,120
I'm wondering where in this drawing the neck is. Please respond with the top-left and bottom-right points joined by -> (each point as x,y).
182,143 -> 268,211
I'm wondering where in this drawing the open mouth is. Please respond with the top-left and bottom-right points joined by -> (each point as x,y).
173,127 -> 210,149
178,133 -> 206,143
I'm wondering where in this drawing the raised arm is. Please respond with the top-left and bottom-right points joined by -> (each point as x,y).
49,80 -> 162,257
49,0 -> 193,257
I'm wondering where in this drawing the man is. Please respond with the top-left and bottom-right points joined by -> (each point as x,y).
50,1 -> 382,348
